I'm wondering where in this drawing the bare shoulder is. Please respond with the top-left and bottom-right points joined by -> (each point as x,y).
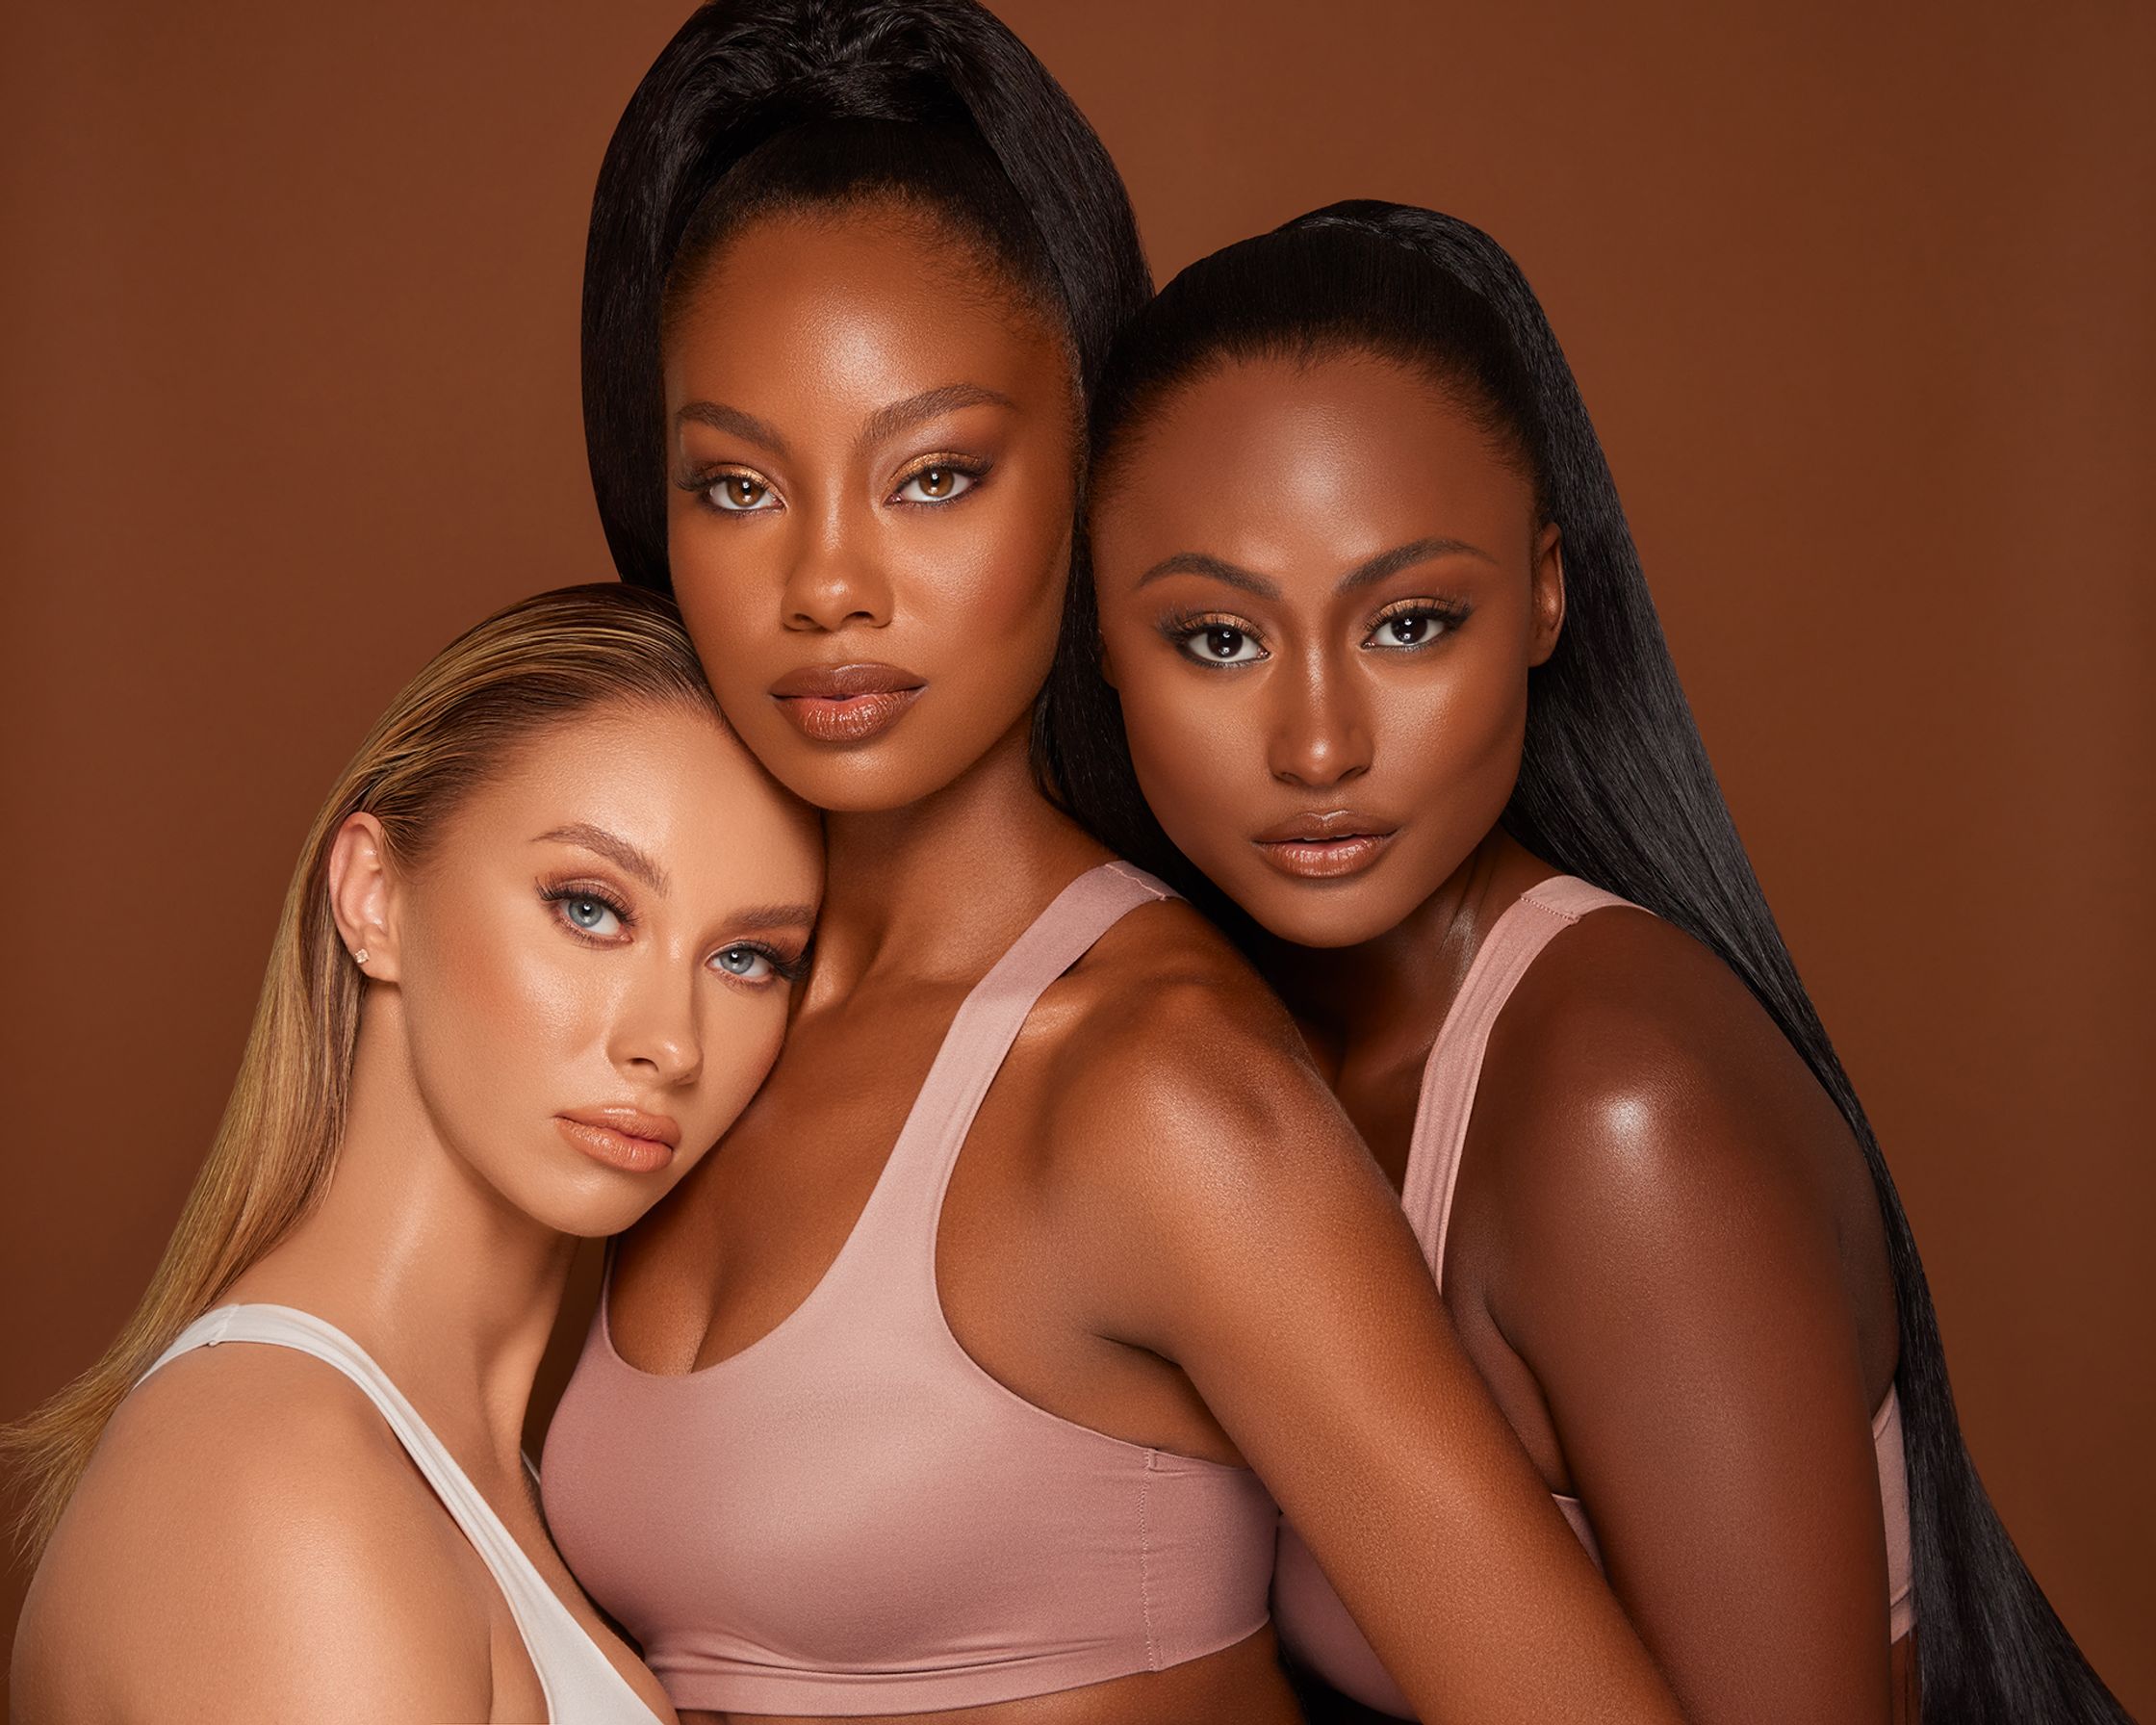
1041,894 -> 1359,1184
1014,894 -> 1414,1360
16,1341 -> 493,1722
1476,898 -> 1861,1274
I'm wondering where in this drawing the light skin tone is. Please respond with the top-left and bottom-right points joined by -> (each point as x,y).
12,698 -> 822,1725
603,202 -> 1685,1725
1091,347 -> 1910,1724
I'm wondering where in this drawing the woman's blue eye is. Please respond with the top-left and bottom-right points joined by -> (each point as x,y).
895,466 -> 975,504
561,896 -> 622,936
713,944 -> 774,980
707,474 -> 778,513
1181,625 -> 1265,666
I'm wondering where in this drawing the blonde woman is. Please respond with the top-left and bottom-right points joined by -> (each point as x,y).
6,584 -> 822,1724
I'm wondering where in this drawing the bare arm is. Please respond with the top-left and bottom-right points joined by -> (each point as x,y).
1059,973 -> 1685,1725
1478,923 -> 1897,1722
12,1350 -> 498,1723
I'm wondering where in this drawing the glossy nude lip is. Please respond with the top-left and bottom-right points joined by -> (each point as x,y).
768,661 -> 925,745
1250,810 -> 1400,882
555,1106 -> 682,1175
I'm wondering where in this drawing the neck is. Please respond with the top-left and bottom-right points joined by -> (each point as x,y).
808,714 -> 1109,994
230,998 -> 574,1474
1262,828 -> 1547,1068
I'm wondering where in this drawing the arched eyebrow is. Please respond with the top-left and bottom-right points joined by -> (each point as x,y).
1336,535 -> 1498,590
1136,536 -> 1497,598
726,902 -> 819,933
1134,552 -> 1280,598
677,401 -> 791,461
675,385 -> 1013,468
854,383 -> 1014,456
534,824 -> 668,895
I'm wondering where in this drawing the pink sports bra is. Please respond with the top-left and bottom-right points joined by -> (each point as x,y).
540,862 -> 1278,1717
1272,875 -> 1917,1718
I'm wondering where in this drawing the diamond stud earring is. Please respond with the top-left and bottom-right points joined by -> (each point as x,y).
352,947 -> 370,966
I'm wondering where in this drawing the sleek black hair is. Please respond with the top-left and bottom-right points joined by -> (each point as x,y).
581,0 -> 1150,594
1047,202 -> 2130,1723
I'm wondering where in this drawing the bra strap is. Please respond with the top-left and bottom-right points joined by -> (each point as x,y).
862,862 -> 1174,1257
139,1303 -> 586,1709
1399,876 -> 1637,1275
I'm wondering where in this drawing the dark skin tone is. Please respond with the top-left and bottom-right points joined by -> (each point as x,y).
603,206 -> 1687,1725
1090,348 -> 1914,1724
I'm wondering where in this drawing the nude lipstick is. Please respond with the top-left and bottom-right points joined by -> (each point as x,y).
555,1106 -> 681,1175
769,662 -> 924,744
1251,809 -> 1399,881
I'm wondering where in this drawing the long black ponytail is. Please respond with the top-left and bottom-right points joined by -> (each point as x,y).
581,0 -> 1150,595
1045,202 -> 2130,1723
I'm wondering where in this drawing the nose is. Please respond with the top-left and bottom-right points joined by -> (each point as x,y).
781,505 -> 893,632
609,970 -> 705,1090
1267,653 -> 1373,790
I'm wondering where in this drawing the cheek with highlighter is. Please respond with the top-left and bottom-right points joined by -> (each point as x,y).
1116,632 -> 1534,949
1358,652 -> 1530,896
395,869 -> 639,1224
396,865 -> 788,1239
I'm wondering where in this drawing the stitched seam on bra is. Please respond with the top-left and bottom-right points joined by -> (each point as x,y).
1424,895 -> 1605,1277
1139,1450 -> 1160,1670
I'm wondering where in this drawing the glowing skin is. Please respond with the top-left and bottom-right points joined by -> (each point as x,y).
1091,349 -> 1562,953
664,209 -> 1079,813
605,195 -> 1692,1723
354,701 -> 823,1239
1092,349 -> 1910,1723
14,697 -> 820,1724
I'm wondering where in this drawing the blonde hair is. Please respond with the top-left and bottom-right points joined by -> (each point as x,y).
1,582 -> 721,1563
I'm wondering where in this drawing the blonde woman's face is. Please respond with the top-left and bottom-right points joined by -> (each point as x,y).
351,700 -> 822,1238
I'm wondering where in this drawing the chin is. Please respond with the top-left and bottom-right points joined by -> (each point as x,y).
1236,881 -> 1411,952
531,1185 -> 667,1241
502,1161 -> 677,1241
777,755 -> 951,813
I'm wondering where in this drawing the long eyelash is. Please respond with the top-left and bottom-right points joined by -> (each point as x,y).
722,938 -> 813,985
674,466 -> 777,515
1368,596 -> 1473,631
1155,605 -> 1255,640
890,454 -> 991,505
538,880 -> 635,937
1154,606 -> 1265,658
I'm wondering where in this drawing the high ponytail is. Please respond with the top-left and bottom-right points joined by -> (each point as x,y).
1055,203 -> 2131,1723
582,0 -> 1149,592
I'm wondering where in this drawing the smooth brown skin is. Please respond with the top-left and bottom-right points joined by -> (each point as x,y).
607,203 -> 1684,1725
12,701 -> 821,1724
1091,349 -> 1911,1723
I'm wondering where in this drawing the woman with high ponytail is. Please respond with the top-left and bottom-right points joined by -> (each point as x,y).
1068,202 -> 2133,1722
543,7 -> 1691,1724
578,0 -> 1147,594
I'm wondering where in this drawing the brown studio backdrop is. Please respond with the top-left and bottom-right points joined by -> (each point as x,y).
2,0 -> 2150,1711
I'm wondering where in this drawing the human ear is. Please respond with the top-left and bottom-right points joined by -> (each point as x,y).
1527,522 -> 1565,669
327,812 -> 401,983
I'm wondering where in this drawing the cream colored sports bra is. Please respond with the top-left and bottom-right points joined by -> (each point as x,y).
141,1304 -> 659,1724
1272,876 -> 1915,1716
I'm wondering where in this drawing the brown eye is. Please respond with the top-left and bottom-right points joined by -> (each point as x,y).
1364,606 -> 1457,652
708,474 -> 776,513
1176,622 -> 1265,666
896,465 -> 976,504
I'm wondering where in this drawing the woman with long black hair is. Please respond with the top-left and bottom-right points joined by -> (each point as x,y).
542,5 -> 1687,1723
1065,201 -> 2132,1723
